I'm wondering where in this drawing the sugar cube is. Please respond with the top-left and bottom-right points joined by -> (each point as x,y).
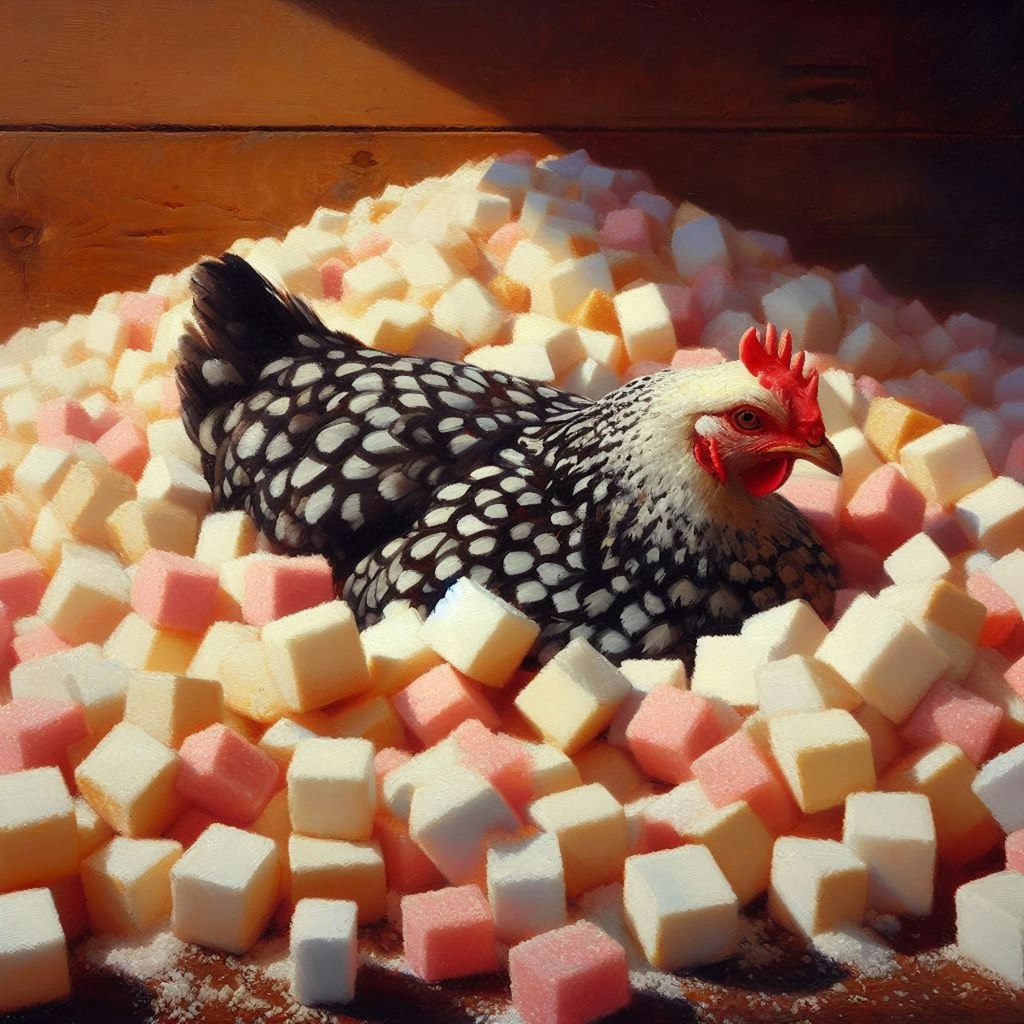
289,898 -> 358,1007
956,870 -> 1024,987
401,885 -> 499,982
0,888 -> 70,1012
486,832 -> 567,943
288,835 -> 386,923
288,737 -> 375,841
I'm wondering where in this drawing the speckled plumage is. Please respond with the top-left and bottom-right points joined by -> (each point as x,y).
178,255 -> 841,667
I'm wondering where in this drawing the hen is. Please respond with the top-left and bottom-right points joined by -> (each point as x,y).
178,254 -> 843,666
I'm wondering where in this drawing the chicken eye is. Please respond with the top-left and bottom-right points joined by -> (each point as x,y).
732,408 -> 763,432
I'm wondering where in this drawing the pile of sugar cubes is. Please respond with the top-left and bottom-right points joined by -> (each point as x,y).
3,148 -> 1024,1022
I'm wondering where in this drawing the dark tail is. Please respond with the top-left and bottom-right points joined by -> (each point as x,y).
177,253 -> 325,460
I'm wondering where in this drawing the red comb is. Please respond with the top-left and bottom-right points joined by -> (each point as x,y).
738,324 -> 824,444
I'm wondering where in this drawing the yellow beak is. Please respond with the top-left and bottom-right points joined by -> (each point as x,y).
765,438 -> 843,477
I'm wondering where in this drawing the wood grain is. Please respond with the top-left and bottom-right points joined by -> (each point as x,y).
1,0 -> 1021,131
1,130 -> 1022,342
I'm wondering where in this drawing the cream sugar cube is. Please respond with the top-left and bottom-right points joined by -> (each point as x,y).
900,423 -> 994,507
136,454 -> 211,516
75,722 -> 185,838
624,845 -> 739,970
81,836 -> 182,935
741,598 -> 830,660
516,637 -> 631,754
171,823 -> 279,954
74,796 -> 114,859
106,498 -> 199,564
522,740 -> 583,799
956,870 -> 1024,988
528,783 -> 627,897
760,275 -> 841,354
769,837 -> 869,939
359,606 -> 442,695
690,632 -> 770,707
258,717 -> 322,767
13,445 -> 75,509
688,801 -> 774,906
671,215 -> 732,279
262,600 -> 370,714
0,888 -> 71,1013
420,576 -> 540,688
51,459 -> 134,547
755,656 -> 862,718
972,743 -> 1024,834
124,671 -> 223,749
288,737 -> 375,841
613,282 -> 678,364
883,533 -> 952,585
39,543 -> 131,645
826,427 -> 883,498
193,509 -> 258,567
0,767 -> 78,891
511,314 -> 585,375
509,919 -> 629,1024
432,278 -> 503,348
468,342 -> 557,382
532,253 -> 615,322
288,835 -> 386,923
955,476 -> 1024,558
843,791 -> 936,917
289,898 -> 358,1008
321,692 -> 406,750
103,612 -> 200,676
486,832 -> 567,943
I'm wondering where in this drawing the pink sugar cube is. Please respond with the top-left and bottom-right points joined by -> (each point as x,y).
160,379 -> 181,414
0,550 -> 49,616
660,284 -> 705,345
693,265 -> 735,320
923,502 -> 972,557
897,299 -> 939,337
509,920 -> 630,1024
242,555 -> 335,626
401,885 -> 499,982
176,723 -> 280,825
691,731 -> 799,835
946,312 -> 997,352
1007,657 -> 1024,699
11,625 -> 71,664
348,231 -> 390,263
37,397 -> 96,449
96,417 -> 149,480
118,291 -> 168,350
1005,435 -> 1024,484
0,600 -> 11,653
845,465 -> 926,556
598,208 -> 654,253
778,477 -> 843,543
0,697 -> 87,774
832,540 -> 887,591
907,370 -> 968,423
835,265 -> 885,301
670,346 -> 725,369
1007,830 -> 1024,874
487,221 -> 528,262
391,664 -> 499,748
899,677 -> 1003,766
857,376 -> 889,402
132,549 -> 219,634
579,183 -> 621,215
452,719 -> 532,815
165,807 -> 222,849
320,257 -> 349,300
967,572 -> 1021,649
375,812 -> 445,894
624,360 -> 669,382
626,687 -> 723,784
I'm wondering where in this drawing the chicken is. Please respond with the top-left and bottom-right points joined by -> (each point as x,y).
178,254 -> 843,666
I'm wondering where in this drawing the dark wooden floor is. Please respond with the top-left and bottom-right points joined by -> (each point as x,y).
0,0 -> 1022,341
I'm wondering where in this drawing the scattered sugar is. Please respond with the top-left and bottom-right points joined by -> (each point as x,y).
80,928 -> 186,981
813,924 -> 897,979
866,910 -> 902,937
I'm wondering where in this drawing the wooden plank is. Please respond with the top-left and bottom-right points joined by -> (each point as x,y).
1,130 -> 1022,341
1,0 -> 1021,131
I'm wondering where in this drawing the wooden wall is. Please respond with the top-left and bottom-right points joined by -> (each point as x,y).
1,0 -> 1022,341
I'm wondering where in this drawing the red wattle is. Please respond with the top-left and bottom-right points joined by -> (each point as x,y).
739,456 -> 794,497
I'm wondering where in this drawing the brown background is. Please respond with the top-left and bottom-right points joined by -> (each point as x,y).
1,0 -> 1023,343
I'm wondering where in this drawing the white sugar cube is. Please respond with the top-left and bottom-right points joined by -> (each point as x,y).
194,510 -> 258,567
817,369 -> 867,433
511,313 -> 585,375
171,823 -> 279,954
455,191 -> 512,236
955,476 -> 1024,558
0,767 -> 77,891
38,543 -> 131,645
478,160 -> 535,208
288,738 -> 376,841
532,253 -> 615,321
486,832 -> 567,943
560,357 -> 620,400
577,326 -> 625,370
421,577 -> 540,687
466,343 -> 556,382
756,655 -> 862,717
990,550 -> 1024,616
381,738 -> 459,820
836,322 -> 901,379
259,717 -> 323,766
624,845 -> 739,970
956,870 -> 1024,987
769,837 -> 868,938
741,598 -> 829,660
137,455 -> 212,515
0,888 -> 70,1013
290,898 -> 358,1006
84,309 -> 130,361
900,424 -> 993,507
339,256 -> 406,313
515,637 -> 631,753
391,239 -> 459,290
671,216 -> 732,278
761,275 -> 841,354
690,633 -> 769,707
613,283 -> 677,364
972,743 -> 1024,833
828,427 -> 884,496
504,239 -> 555,287
843,791 -> 936,916
12,445 -> 74,508
432,277 -> 503,348
883,533 -> 952,585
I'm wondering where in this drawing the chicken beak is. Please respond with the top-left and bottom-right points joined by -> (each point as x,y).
765,438 -> 843,477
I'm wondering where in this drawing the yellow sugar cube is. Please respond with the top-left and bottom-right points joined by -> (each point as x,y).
421,577 -> 540,688
171,823 -> 279,954
0,500 -> 28,554
321,693 -> 406,749
863,397 -> 941,462
883,534 -> 952,585
768,709 -> 875,814
0,767 -> 78,891
881,742 -> 1001,865
687,801 -> 774,906
262,601 -> 371,713
13,445 -> 75,508
572,742 -> 647,803
432,277 -> 504,348
218,632 -> 289,725
522,740 -> 583,799
107,498 -> 199,563
360,606 -> 442,696
528,783 -> 627,897
955,476 -> 1024,558
38,544 -> 131,645
756,655 -> 863,717
75,722 -> 185,838
51,460 -> 135,546
569,289 -> 620,336
288,836 -> 386,924
515,637 -> 631,754
28,504 -> 73,572
104,613 -> 201,675
0,888 -> 71,1013
769,838 -> 868,939
82,837 -> 183,934
624,845 -> 739,970
75,796 -> 114,859
843,791 -> 936,917
956,870 -> 1024,988
288,738 -> 376,841
193,509 -> 258,567
613,283 -> 677,364
124,671 -> 225,749
815,595 -> 949,724
900,424 -> 993,507
188,620 -> 258,681
136,455 -> 211,516
511,313 -> 585,375
874,579 -> 986,646
250,790 -> 292,890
